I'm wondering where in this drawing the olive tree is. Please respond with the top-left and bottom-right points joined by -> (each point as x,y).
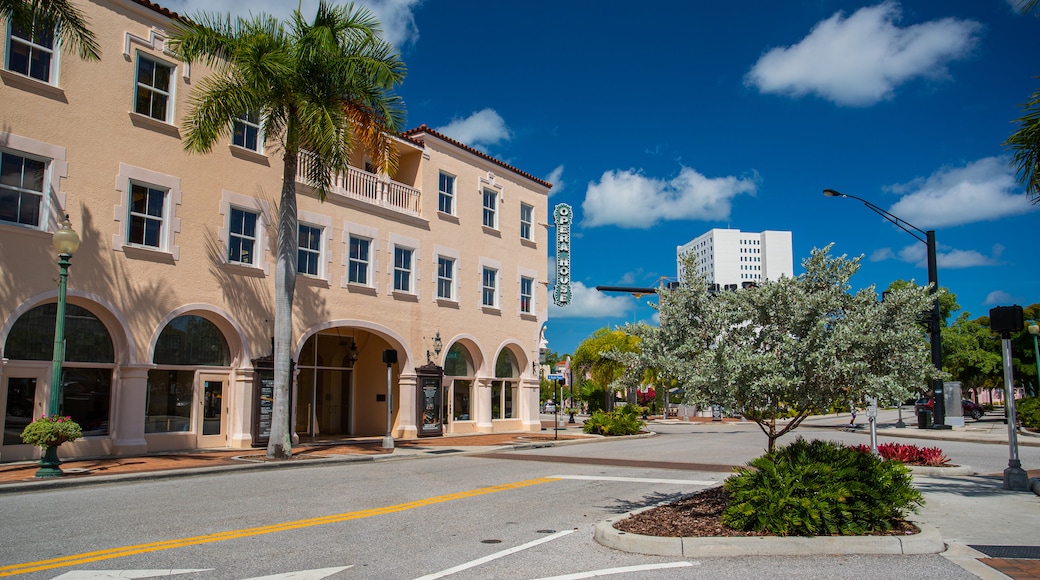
625,245 -> 943,452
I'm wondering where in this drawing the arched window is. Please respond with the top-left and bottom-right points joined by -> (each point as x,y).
491,349 -> 519,420
444,343 -> 474,421
3,303 -> 115,438
146,315 -> 230,433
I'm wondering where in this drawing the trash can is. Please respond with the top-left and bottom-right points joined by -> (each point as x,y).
917,409 -> 932,429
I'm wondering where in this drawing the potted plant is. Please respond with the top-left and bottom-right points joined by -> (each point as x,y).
21,415 -> 82,477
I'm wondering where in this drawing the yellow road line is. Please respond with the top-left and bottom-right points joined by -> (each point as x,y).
0,477 -> 559,577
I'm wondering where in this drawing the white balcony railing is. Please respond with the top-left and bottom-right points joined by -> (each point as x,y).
297,160 -> 420,217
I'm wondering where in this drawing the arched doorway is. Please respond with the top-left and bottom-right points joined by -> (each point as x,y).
295,329 -> 359,440
2,303 -> 115,460
443,343 -> 476,433
146,314 -> 231,449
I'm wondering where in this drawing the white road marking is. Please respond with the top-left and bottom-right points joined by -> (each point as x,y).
243,566 -> 353,579
534,562 -> 698,579
551,474 -> 717,485
412,530 -> 576,580
53,571 -> 211,579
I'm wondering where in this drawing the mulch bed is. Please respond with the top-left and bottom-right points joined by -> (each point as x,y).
614,486 -> 920,538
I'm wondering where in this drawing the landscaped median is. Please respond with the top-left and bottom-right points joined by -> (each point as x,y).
594,503 -> 945,557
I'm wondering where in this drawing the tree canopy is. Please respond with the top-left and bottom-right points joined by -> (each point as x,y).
627,246 -> 942,451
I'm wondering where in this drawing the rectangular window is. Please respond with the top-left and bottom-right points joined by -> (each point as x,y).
232,111 -> 262,152
134,54 -> 173,122
145,369 -> 193,433
298,223 -> 322,276
348,236 -> 370,285
438,172 -> 455,214
127,181 -> 166,248
482,267 -> 497,307
0,150 -> 46,226
482,189 -> 497,228
393,247 -> 413,292
6,22 -> 54,83
437,256 -> 454,300
227,207 -> 258,265
520,276 -> 533,314
520,203 -> 533,240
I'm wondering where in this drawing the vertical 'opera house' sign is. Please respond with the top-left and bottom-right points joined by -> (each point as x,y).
553,203 -> 572,306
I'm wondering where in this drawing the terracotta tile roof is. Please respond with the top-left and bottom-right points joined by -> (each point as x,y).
402,125 -> 553,190
130,0 -> 183,20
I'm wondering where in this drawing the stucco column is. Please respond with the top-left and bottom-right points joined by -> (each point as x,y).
111,364 -> 150,455
229,367 -> 255,448
521,376 -> 540,431
397,372 -> 417,439
476,377 -> 493,432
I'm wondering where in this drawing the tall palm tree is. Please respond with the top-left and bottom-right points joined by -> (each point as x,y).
0,0 -> 100,60
1007,0 -> 1040,204
171,2 -> 406,459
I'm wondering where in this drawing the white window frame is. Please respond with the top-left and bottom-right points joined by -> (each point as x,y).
438,172 -> 455,215
232,111 -> 263,153
437,256 -> 455,300
134,52 -> 175,123
226,206 -> 259,266
297,222 -> 323,277
433,244 -> 460,303
342,221 -> 379,290
0,134 -> 66,232
0,149 -> 48,228
520,276 -> 534,314
113,163 -> 181,259
519,203 -> 533,241
482,188 -> 498,229
4,20 -> 58,84
393,246 -> 414,293
217,190 -> 270,273
348,235 -> 371,286
298,210 -> 332,283
479,257 -> 502,309
482,267 -> 497,308
126,181 -> 167,250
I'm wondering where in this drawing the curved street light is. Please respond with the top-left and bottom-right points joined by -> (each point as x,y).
823,189 -> 947,429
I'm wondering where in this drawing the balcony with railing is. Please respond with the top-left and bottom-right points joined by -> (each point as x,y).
296,161 -> 421,218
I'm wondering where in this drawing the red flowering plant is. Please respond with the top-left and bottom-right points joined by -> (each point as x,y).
854,442 -> 950,467
20,415 -> 83,448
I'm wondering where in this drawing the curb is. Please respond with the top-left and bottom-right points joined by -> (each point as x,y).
909,464 -> 975,476
594,505 -> 945,557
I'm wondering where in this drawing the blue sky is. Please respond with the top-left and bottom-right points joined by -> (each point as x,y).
165,0 -> 1040,356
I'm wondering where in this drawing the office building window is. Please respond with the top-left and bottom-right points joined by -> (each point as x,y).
5,22 -> 55,83
134,54 -> 173,122
227,207 -> 258,265
482,267 -> 497,307
520,276 -> 533,314
127,181 -> 167,249
232,112 -> 262,152
438,172 -> 455,214
393,246 -> 413,292
520,203 -> 533,240
298,223 -> 322,276
348,236 -> 370,285
437,256 -> 454,300
482,189 -> 497,228
0,150 -> 46,226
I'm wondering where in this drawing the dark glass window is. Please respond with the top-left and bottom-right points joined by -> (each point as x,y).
4,303 -> 114,362
0,151 -> 45,226
153,315 -> 230,366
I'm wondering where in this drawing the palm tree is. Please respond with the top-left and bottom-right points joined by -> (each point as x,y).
170,2 -> 406,459
0,0 -> 100,60
1007,0 -> 1040,204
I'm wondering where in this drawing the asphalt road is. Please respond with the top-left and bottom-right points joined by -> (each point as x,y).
0,421 -> 1015,580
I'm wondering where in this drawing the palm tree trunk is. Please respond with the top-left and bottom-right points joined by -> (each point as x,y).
268,138 -> 300,460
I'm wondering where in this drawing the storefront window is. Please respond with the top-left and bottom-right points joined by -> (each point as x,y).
145,370 -> 194,432
493,350 -> 519,420
444,344 -> 475,422
452,379 -> 471,420
153,315 -> 230,366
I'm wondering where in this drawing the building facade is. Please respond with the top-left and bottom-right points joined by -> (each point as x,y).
0,0 -> 550,462
677,228 -> 793,288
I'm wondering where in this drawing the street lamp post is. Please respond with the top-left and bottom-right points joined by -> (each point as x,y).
823,189 -> 947,429
1029,321 -> 1039,398
38,216 -> 81,478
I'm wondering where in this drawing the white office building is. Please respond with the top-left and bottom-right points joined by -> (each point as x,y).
677,229 -> 793,289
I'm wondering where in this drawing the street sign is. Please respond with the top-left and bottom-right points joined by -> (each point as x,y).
547,374 -> 564,381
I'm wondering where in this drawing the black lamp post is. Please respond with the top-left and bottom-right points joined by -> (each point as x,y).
823,189 -> 947,429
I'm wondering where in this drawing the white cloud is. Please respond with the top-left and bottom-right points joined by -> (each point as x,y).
984,290 -> 1018,305
745,2 -> 981,106
886,242 -> 1003,269
547,165 -> 565,197
886,157 -> 1036,228
435,109 -> 510,152
162,0 -> 422,49
582,167 -> 757,229
549,282 -> 632,319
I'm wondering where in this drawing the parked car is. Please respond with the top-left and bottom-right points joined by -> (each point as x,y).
914,397 -> 984,420
543,401 -> 556,413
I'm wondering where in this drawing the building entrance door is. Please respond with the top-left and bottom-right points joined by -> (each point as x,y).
196,373 -> 228,448
1,368 -> 47,461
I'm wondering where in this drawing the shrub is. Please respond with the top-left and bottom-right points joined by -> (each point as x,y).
21,415 -> 83,448
1016,396 -> 1040,430
582,404 -> 645,436
722,438 -> 923,536
853,442 -> 951,467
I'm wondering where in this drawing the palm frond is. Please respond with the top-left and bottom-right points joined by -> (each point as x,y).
1,0 -> 100,60
1004,84 -> 1040,205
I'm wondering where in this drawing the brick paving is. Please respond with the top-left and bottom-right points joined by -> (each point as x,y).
980,558 -> 1040,580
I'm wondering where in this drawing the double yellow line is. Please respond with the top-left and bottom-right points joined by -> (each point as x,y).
0,477 -> 559,576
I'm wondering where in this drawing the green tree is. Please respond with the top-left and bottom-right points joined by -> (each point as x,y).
0,0 -> 100,60
572,327 -> 642,409
631,246 -> 942,452
171,2 -> 405,459
942,312 -> 1003,400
